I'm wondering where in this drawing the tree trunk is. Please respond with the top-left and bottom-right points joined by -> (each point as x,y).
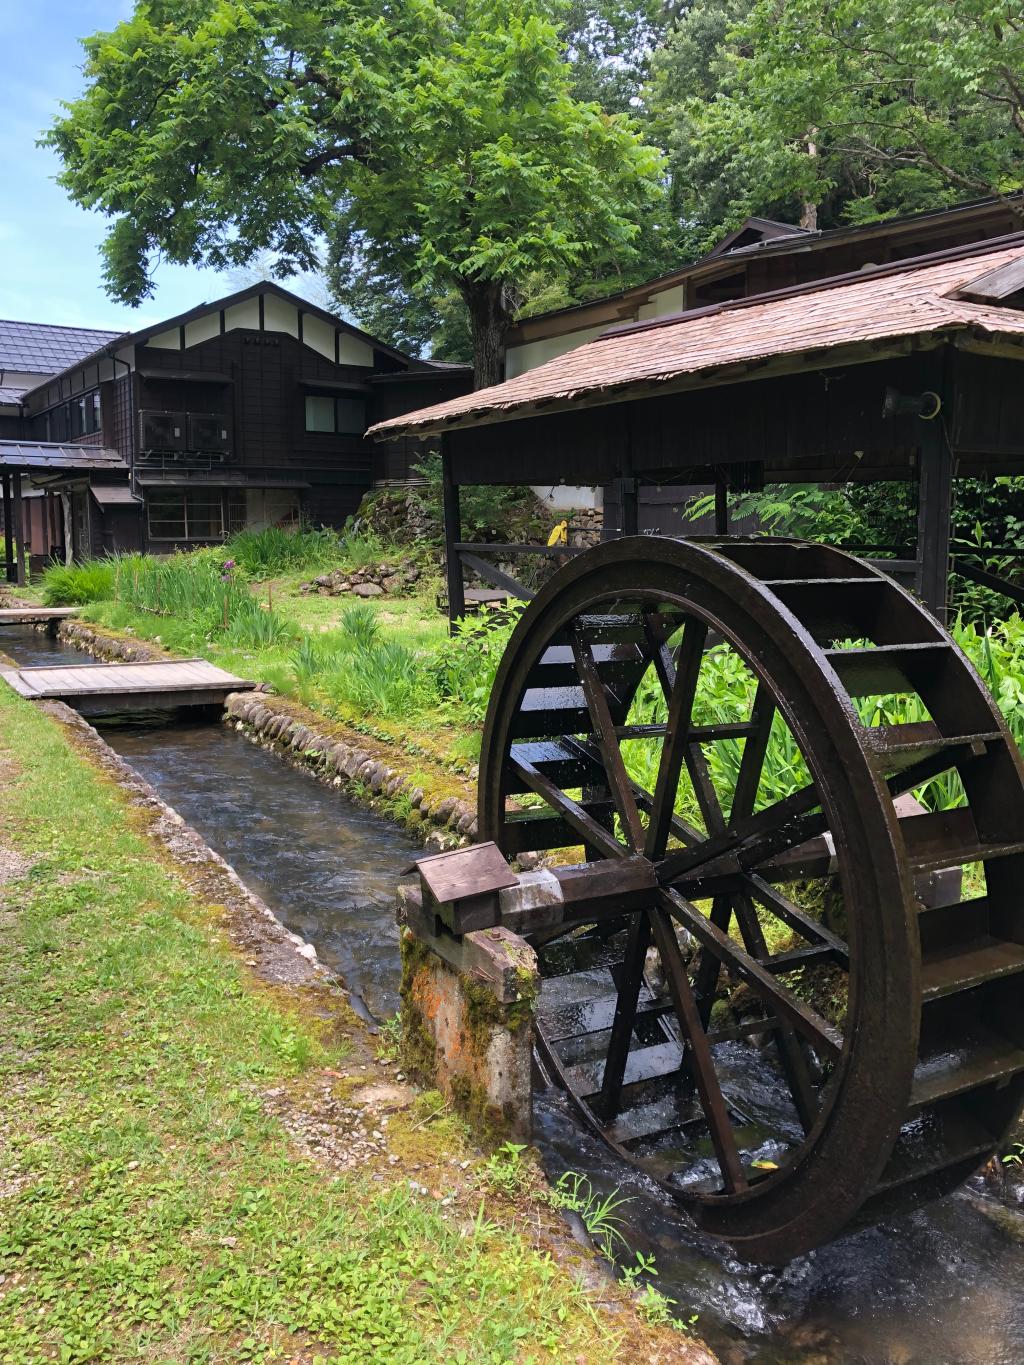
463,279 -> 512,390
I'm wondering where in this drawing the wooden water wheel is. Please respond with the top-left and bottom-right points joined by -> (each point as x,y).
477,536 -> 1024,1262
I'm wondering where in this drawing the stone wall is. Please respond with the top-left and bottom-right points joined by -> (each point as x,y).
223,691 -> 478,850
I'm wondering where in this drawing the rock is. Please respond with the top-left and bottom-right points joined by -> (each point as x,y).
408,787 -> 424,808
354,582 -> 383,598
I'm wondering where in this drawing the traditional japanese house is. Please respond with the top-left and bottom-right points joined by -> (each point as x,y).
1,283 -> 471,573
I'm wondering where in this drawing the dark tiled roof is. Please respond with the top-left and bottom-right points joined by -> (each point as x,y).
0,441 -> 126,471
0,319 -> 123,375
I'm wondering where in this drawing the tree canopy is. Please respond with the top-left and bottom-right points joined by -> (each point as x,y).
47,0 -> 666,385
650,0 -> 1024,250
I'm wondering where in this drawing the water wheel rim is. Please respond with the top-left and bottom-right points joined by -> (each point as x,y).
481,536 -> 932,1258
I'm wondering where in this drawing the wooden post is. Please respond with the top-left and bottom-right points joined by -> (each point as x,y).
714,471 -> 730,535
2,472 -> 14,583
11,473 -> 25,587
441,439 -> 465,629
617,477 -> 639,537
915,413 -> 953,621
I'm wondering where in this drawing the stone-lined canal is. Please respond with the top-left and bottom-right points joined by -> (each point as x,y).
4,621 -> 1024,1364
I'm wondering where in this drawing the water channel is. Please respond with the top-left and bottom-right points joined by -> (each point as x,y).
4,621 -> 1024,1364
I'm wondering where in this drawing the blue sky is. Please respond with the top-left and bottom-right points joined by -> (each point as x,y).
0,1 -> 229,333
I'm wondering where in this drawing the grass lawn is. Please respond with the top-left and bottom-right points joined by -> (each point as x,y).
0,685 -> 704,1364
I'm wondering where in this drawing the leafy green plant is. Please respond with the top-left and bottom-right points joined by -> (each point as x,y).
483,1142 -> 529,1196
432,605 -> 524,722
224,599 -> 295,649
548,1173 -> 629,1259
339,640 -> 429,718
376,1011 -> 403,1061
41,559 -> 117,605
339,603 -> 381,652
224,524 -> 342,578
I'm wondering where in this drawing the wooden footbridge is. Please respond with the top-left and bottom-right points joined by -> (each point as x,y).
0,658 -> 256,713
0,606 -> 80,629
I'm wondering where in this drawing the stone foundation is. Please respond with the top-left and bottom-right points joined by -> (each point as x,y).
397,883 -> 538,1143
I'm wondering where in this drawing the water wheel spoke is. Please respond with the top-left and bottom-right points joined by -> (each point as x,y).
571,629 -> 645,850
659,886 -> 843,1061
648,903 -> 749,1194
509,751 -> 628,861
596,911 -> 652,1118
644,617 -> 708,859
732,889 -> 820,1132
657,784 -> 826,886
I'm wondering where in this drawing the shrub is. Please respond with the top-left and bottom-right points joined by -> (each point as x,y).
224,599 -> 295,649
224,525 -> 342,578
41,560 -> 116,606
431,606 -> 523,723
339,603 -> 380,652
324,639 -> 428,719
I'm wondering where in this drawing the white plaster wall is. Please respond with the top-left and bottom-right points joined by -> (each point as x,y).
338,332 -> 374,367
636,284 -> 685,321
303,314 -> 336,362
263,293 -> 299,338
184,312 -> 222,348
145,328 -> 181,350
531,483 -> 603,512
504,323 -> 610,379
224,298 -> 261,332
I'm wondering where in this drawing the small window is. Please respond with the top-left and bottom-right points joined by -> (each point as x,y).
305,395 -> 335,432
304,393 -> 367,434
336,397 -> 366,435
89,391 -> 102,433
147,489 -> 224,542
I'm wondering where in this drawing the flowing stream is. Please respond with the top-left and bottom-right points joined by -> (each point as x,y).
4,622 -> 1024,1364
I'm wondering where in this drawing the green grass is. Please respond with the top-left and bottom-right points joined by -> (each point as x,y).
0,687 -> 659,1363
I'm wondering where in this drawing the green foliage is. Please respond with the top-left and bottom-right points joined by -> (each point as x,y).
339,603 -> 381,651
432,607 -> 524,723
409,450 -> 548,544
224,598 -> 296,649
702,477 -> 1024,623
48,0 -> 666,385
655,0 -> 1024,243
41,559 -> 117,606
482,1141 -> 529,1195
224,525 -> 343,579
548,1172 -> 629,1259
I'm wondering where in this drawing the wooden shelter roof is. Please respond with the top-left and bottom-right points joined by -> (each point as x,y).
371,238 -> 1024,440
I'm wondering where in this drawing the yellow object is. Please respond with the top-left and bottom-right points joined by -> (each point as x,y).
751,1159 -> 780,1171
547,519 -> 568,547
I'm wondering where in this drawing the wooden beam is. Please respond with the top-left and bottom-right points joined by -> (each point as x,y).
11,474 -> 25,586
441,440 -> 465,628
457,551 -> 532,601
916,408 -> 953,621
2,472 -> 14,583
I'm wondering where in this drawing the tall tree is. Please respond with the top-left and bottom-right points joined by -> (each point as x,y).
658,0 -> 1024,246
47,0 -> 666,388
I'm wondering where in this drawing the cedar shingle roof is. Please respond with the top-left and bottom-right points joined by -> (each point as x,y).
0,319 -> 123,375
370,240 -> 1024,438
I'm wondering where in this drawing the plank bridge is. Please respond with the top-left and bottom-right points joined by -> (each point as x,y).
0,658 -> 256,713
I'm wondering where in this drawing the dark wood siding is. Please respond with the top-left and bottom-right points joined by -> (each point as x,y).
369,371 -> 473,482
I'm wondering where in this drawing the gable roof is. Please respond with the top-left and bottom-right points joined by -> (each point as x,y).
370,236 -> 1024,439
0,319 -> 122,376
15,281 -> 431,406
506,192 -> 1024,345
